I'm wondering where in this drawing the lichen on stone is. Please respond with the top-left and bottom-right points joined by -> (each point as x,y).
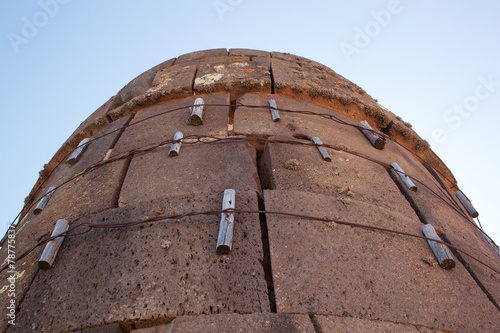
283,159 -> 301,171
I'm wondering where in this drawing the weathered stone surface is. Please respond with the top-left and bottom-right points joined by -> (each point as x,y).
68,96 -> 114,141
389,168 -> 500,306
132,313 -> 315,333
229,48 -> 271,58
112,93 -> 230,156
270,52 -> 367,99
51,115 -> 132,188
9,192 -> 268,333
313,315 -> 449,333
270,58 -> 385,122
12,159 -> 128,257
261,137 -> 416,218
11,116 -> 132,257
264,190 -> 500,333
118,58 -> 176,104
79,323 -> 124,333
270,51 -> 331,70
235,93 -> 446,196
0,246 -> 42,333
176,48 -> 228,64
194,58 -> 271,94
118,141 -> 260,207
137,63 -> 196,109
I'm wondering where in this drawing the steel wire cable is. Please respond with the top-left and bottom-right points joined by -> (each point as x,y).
7,102 -> 496,253
2,208 -> 499,276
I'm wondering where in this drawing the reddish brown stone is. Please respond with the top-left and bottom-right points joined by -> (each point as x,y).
131,313 -> 315,333
176,49 -> 228,64
0,246 -> 42,333
264,190 -> 500,332
118,58 -> 176,103
79,323 -> 124,333
313,315 -> 448,333
270,57 -> 380,116
229,49 -> 270,58
129,63 -> 197,110
235,93 -> 446,196
112,93 -> 230,156
261,137 -> 416,218
118,141 -> 260,207
13,159 -> 128,257
11,116 -> 132,256
68,96 -> 114,141
389,168 -> 500,306
194,58 -> 271,94
9,192 -> 268,333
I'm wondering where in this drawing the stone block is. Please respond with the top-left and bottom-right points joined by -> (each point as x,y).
270,58 -> 378,113
235,93 -> 446,197
229,48 -> 271,58
132,313 -> 315,333
261,137 -> 416,218
270,51 -> 331,70
118,141 -> 260,207
80,323 -> 124,333
194,58 -> 271,94
112,93 -> 230,156
9,192 -> 268,332
313,315 -> 449,333
389,168 -> 500,306
68,96 -> 114,141
118,58 -> 176,103
12,159 -> 128,256
143,63 -> 197,104
176,48 -> 228,64
11,116 -> 132,256
0,246 -> 42,333
264,190 -> 500,333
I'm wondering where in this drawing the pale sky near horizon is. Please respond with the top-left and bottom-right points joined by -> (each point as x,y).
1,1 -> 499,248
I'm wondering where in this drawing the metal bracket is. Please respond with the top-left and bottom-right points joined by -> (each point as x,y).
217,189 -> 236,255
34,186 -> 56,215
422,224 -> 456,269
391,163 -> 417,192
358,120 -> 386,150
169,132 -> 184,157
269,99 -> 280,122
38,219 -> 69,270
66,138 -> 91,166
189,98 -> 204,126
312,137 -> 331,162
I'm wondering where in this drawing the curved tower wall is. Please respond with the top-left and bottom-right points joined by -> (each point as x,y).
1,49 -> 499,333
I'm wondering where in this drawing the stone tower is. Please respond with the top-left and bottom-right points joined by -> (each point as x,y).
1,49 -> 499,332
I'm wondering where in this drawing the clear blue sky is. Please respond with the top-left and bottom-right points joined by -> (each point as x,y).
1,1 -> 499,246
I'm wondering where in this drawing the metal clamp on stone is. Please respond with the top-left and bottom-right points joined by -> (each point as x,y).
38,219 -> 69,270
188,97 -> 204,126
455,190 -> 479,218
422,224 -> 456,269
312,137 -> 331,162
391,163 -> 417,192
168,132 -> 184,157
358,120 -> 386,150
66,138 -> 91,166
216,189 -> 236,255
34,186 -> 56,215
269,99 -> 280,122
